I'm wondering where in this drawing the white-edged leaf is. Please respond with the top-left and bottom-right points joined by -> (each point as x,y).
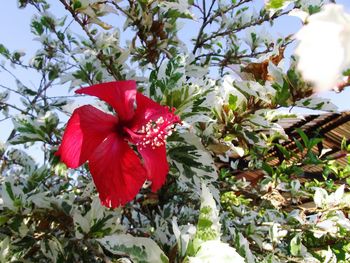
0,237 -> 10,263
313,187 -> 328,208
295,97 -> 338,112
98,234 -> 168,263
190,183 -> 222,255
172,217 -> 196,257
188,240 -> 245,263
40,237 -> 63,262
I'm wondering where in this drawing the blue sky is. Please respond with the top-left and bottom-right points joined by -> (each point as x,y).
1,0 -> 350,144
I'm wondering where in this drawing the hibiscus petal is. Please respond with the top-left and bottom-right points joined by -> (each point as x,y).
138,144 -> 169,192
76,81 -> 137,122
129,92 -> 168,129
56,105 -> 118,168
88,133 -> 147,208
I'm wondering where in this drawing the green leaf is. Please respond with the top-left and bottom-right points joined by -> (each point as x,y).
296,128 -> 309,148
72,0 -> 82,10
31,20 -> 44,35
4,182 -> 15,201
341,137 -> 347,151
308,5 -> 321,15
57,31 -> 65,41
40,16 -> 55,30
308,138 -> 323,150
293,138 -> 304,153
275,144 -> 290,159
0,43 -> 10,59
290,234 -> 302,256
0,216 -> 9,226
48,66 -> 60,80
262,162 -> 274,176
343,68 -> 350,76
273,81 -> 290,107
228,94 -> 238,111
266,0 -> 286,9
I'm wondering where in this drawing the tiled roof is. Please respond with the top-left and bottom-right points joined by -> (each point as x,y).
235,111 -> 350,183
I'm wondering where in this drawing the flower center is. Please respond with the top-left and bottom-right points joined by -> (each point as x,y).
123,107 -> 181,149
124,109 -> 181,150
136,115 -> 177,150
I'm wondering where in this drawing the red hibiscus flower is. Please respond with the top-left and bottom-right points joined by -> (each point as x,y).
56,81 -> 180,208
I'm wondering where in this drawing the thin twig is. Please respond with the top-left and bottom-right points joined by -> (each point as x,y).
58,0 -> 123,80
192,0 -> 252,54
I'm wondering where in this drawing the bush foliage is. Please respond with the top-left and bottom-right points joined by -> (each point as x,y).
1,0 -> 350,262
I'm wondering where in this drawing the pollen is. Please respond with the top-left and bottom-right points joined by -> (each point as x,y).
136,115 -> 177,150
